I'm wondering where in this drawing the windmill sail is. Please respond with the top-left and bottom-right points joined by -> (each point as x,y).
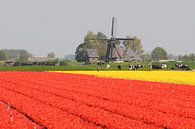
111,17 -> 117,38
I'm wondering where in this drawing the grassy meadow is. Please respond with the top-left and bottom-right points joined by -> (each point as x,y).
0,61 -> 195,71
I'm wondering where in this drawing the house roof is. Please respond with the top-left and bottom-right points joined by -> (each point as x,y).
86,49 -> 99,58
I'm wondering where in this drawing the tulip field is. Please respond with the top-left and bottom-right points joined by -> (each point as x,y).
57,71 -> 195,86
0,71 -> 195,129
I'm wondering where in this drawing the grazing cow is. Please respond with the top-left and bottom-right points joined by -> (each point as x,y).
129,64 -> 144,70
129,65 -> 136,70
135,64 -> 144,69
175,64 -> 190,70
149,64 -> 168,70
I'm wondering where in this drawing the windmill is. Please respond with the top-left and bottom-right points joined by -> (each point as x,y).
104,17 -> 135,62
79,17 -> 135,63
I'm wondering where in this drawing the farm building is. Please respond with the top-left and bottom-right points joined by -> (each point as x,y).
28,56 -> 57,65
85,49 -> 99,64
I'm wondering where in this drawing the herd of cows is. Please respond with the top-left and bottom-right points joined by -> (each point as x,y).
127,63 -> 191,70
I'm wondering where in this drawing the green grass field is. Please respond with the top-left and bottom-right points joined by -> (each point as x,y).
0,61 -> 195,71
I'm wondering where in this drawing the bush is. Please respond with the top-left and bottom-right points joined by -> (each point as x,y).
0,61 -> 5,66
59,60 -> 70,66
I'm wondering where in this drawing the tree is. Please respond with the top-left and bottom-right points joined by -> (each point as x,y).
182,55 -> 190,62
75,31 -> 99,62
122,36 -> 144,54
1,49 -> 32,60
0,50 -> 8,61
17,50 -> 29,63
84,31 -> 99,49
151,47 -> 167,61
179,53 -> 195,62
140,52 -> 152,62
75,43 -> 87,62
97,32 -> 107,59
47,52 -> 55,58
178,55 -> 183,61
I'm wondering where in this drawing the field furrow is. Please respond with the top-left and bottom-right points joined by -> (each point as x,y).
0,100 -> 43,129
0,72 -> 194,129
0,73 -> 194,120
0,88 -> 102,129
0,80 -> 161,129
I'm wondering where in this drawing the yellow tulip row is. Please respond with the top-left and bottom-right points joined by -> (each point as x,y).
55,71 -> 195,86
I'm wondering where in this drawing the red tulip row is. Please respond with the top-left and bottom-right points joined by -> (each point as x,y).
0,80 -> 157,129
0,72 -> 194,129
1,72 -> 194,119
0,87 -> 102,129
0,100 -> 42,129
0,76 -> 194,128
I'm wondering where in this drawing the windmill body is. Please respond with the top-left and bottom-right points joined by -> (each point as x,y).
105,17 -> 135,62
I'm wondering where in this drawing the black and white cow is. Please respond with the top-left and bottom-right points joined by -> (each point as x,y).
136,64 -> 144,69
128,65 -> 135,70
129,64 -> 144,70
175,64 -> 190,70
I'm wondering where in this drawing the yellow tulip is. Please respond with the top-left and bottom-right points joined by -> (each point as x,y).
54,71 -> 195,86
